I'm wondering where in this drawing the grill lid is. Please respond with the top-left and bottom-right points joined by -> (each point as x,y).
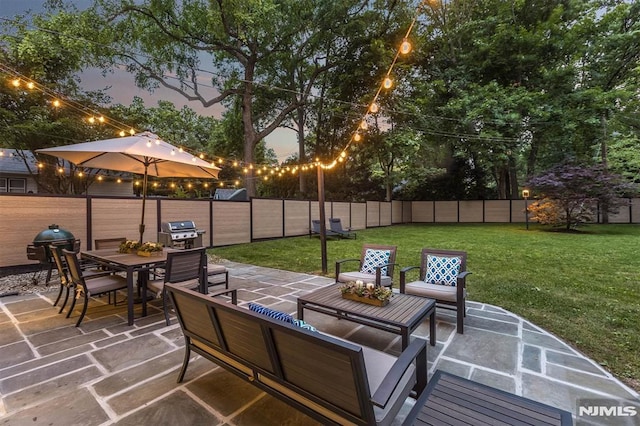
161,220 -> 197,233
33,224 -> 75,244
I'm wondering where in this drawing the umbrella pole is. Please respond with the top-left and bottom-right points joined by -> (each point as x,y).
139,170 -> 148,243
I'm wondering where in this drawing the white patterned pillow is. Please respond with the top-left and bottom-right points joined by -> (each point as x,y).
425,255 -> 462,286
361,249 -> 391,276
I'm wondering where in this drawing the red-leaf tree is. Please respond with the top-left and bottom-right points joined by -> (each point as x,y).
525,163 -> 636,230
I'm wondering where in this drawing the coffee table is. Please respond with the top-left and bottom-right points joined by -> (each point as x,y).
297,284 -> 436,349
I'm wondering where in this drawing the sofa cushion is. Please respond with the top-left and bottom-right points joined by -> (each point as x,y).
361,249 -> 391,276
249,303 -> 317,332
425,255 -> 461,286
248,303 -> 295,324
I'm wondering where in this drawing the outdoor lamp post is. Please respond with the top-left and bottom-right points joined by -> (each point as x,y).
522,189 -> 530,230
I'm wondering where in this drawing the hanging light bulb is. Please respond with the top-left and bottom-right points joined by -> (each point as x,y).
155,139 -> 161,145
57,167 -> 64,174
11,79 -> 20,87
52,99 -> 61,108
369,102 -> 379,113
360,120 -> 368,130
383,77 -> 393,89
119,130 -> 126,137
129,129 -> 135,135
199,153 -> 205,159
26,82 -> 35,89
354,133 -> 362,142
88,116 -> 95,124
97,176 -> 103,181
146,140 -> 152,147
400,40 -> 412,54
98,116 -> 105,123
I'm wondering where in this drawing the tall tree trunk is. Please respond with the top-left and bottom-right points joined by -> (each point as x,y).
600,114 -> 609,224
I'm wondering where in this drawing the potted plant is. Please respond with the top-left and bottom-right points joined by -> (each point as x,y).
339,280 -> 393,306
136,241 -> 164,257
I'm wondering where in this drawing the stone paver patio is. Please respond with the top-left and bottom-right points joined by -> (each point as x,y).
1,262 -> 638,425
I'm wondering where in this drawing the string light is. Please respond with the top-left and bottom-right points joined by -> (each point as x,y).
383,77 -> 393,89
400,40 -> 412,55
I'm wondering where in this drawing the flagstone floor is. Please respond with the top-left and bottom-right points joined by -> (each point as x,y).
0,262 -> 638,425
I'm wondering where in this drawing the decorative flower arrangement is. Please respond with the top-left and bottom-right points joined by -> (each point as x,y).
118,240 -> 141,253
340,280 -> 393,302
138,242 -> 164,253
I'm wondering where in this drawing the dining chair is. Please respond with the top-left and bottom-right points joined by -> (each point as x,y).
49,243 -> 111,314
62,249 -> 128,327
94,237 -> 127,250
146,247 -> 207,325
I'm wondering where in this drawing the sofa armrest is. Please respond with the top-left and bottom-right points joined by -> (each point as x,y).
370,338 -> 428,408
399,265 -> 420,292
209,288 -> 237,305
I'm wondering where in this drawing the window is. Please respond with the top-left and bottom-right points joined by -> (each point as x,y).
0,178 -> 27,193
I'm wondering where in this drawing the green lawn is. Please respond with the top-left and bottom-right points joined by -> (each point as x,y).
210,223 -> 640,391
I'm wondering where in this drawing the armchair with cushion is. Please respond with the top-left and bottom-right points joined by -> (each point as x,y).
335,244 -> 397,289
399,248 -> 470,334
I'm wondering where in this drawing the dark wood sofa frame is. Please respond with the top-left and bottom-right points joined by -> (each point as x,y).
166,283 -> 429,426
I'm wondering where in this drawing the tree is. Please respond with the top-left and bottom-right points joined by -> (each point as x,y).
525,162 -> 635,230
25,0 -> 405,198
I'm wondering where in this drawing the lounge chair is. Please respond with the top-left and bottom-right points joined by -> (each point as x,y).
329,218 -> 356,239
309,219 -> 339,238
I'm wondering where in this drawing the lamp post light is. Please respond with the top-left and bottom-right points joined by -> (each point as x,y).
522,189 -> 530,230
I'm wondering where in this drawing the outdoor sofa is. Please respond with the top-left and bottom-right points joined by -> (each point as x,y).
166,283 -> 429,425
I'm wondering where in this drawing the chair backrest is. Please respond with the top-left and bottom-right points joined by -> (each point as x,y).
420,248 -> 467,286
166,283 -> 377,424
311,220 -> 321,233
49,245 -> 70,287
164,248 -> 207,285
62,249 -> 86,289
329,218 -> 346,232
94,237 -> 127,250
359,244 -> 397,278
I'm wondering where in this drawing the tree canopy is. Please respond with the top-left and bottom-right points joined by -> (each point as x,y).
1,0 -> 639,201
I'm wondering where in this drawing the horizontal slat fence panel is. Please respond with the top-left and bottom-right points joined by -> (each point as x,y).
351,203 -> 366,230
366,201 -> 380,227
331,202 -> 351,228
2,194 -> 639,268
412,201 -> 434,222
380,202 -> 392,226
212,201 -> 250,246
160,199 -> 211,245
91,197 -> 147,246
435,201 -> 458,222
252,198 -> 283,239
284,200 -> 310,237
484,200 -> 511,222
459,200 -> 483,222
0,196 -> 87,267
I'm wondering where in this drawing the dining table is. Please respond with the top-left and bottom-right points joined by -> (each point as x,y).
80,248 -> 173,326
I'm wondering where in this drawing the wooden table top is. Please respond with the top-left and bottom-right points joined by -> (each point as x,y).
298,284 -> 435,326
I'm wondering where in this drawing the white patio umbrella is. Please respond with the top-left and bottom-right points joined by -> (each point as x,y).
37,131 -> 221,243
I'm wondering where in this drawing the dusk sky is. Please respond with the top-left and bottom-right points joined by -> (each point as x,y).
1,0 -> 297,161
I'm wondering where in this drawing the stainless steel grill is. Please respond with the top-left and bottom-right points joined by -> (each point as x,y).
158,220 -> 203,249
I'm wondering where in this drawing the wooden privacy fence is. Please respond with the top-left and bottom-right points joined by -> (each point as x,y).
2,194 -> 639,268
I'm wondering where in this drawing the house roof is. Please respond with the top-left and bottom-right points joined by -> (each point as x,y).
0,149 -> 36,174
